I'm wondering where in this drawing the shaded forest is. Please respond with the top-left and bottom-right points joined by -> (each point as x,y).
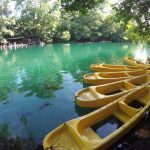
0,0 -> 149,44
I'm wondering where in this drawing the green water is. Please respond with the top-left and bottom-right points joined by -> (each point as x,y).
0,42 -> 150,144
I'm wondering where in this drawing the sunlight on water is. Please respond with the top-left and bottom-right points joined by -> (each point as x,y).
134,49 -> 148,63
133,44 -> 149,63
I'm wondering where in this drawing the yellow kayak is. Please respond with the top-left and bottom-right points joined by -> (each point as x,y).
84,70 -> 150,85
76,75 -> 150,107
43,86 -> 150,150
90,64 -> 147,72
124,57 -> 149,66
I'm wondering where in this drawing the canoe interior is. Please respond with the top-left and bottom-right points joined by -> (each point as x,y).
85,74 -> 97,79
79,87 -> 150,139
104,90 -> 122,95
84,71 -> 150,86
92,64 -> 145,69
86,70 -> 149,80
128,75 -> 150,86
98,72 -> 128,78
135,60 -> 144,64
77,75 -> 150,108
128,100 -> 145,109
127,65 -> 145,69
78,81 -> 134,101
127,70 -> 148,76
44,125 -> 81,150
78,88 -> 99,100
44,87 -> 150,150
95,81 -> 135,95
125,57 -> 145,65
128,57 -> 144,63
92,116 -> 123,138
102,64 -> 125,69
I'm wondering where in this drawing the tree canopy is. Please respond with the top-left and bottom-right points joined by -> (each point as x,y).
115,0 -> 150,38
0,0 -> 15,43
61,0 -> 150,42
61,0 -> 104,14
0,0 -> 149,44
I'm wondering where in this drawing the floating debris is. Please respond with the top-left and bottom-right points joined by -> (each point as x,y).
39,102 -> 51,110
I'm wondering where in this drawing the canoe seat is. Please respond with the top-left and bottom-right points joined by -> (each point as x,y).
119,101 -> 140,116
81,127 -> 101,141
113,100 -> 141,123
113,110 -> 130,123
89,87 -> 105,99
124,72 -> 130,77
123,82 -> 136,90
138,96 -> 149,105
95,73 -> 100,79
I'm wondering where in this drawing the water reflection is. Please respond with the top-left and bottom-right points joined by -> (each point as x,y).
131,43 -> 150,63
92,116 -> 122,138
75,105 -> 96,116
0,42 -> 149,146
134,49 -> 148,63
39,102 -> 52,110
62,44 -> 71,55
0,87 -> 8,101
0,136 -> 43,150
0,117 -> 44,149
0,124 -> 11,138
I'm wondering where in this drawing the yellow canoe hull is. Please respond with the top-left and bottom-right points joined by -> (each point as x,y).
90,64 -> 147,72
124,57 -> 150,66
43,86 -> 150,150
83,70 -> 150,85
76,75 -> 150,107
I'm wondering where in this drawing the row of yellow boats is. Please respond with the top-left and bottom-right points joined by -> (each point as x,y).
43,57 -> 150,150
76,75 -> 150,108
83,70 -> 150,85
90,57 -> 150,72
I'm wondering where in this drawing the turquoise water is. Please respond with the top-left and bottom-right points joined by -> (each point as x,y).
0,42 -> 150,145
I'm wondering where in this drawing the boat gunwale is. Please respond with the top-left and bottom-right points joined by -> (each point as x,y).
44,86 -> 150,150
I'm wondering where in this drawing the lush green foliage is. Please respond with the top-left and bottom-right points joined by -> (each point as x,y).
62,0 -> 150,43
14,0 -> 60,42
115,0 -> 150,43
0,0 -> 149,44
61,0 -> 104,14
115,0 -> 149,35
0,0 -> 15,43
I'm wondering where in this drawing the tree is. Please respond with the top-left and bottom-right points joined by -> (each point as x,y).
61,0 -> 104,14
69,7 -> 124,42
54,9 -> 72,42
99,15 -> 124,42
114,0 -> 150,37
114,0 -> 150,43
60,0 -> 150,42
15,0 -> 60,42
0,0 -> 15,43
